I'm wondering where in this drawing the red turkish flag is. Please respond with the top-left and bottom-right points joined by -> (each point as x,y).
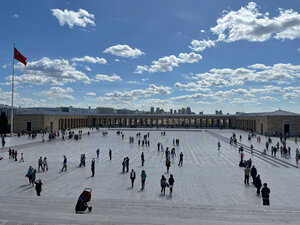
14,48 -> 27,65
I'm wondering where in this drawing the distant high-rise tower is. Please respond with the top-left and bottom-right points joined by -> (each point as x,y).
186,107 -> 191,114
170,109 -> 173,114
150,107 -> 154,114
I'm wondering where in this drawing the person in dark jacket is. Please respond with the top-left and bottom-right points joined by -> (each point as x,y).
91,158 -> 95,177
160,175 -> 167,194
141,152 -> 145,166
255,175 -> 262,195
261,183 -> 270,205
34,179 -> 43,196
178,152 -> 183,166
130,169 -> 136,188
168,174 -> 174,194
250,165 -> 257,184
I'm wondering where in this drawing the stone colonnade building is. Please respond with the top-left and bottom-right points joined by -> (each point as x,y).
13,110 -> 300,137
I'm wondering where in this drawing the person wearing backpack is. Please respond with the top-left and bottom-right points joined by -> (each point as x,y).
130,169 -> 136,188
160,175 -> 167,195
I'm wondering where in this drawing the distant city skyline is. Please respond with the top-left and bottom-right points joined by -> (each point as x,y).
0,1 -> 300,113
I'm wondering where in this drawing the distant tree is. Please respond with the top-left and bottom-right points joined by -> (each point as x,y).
0,112 -> 8,134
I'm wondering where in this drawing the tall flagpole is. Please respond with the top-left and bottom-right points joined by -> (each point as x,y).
11,43 -> 15,135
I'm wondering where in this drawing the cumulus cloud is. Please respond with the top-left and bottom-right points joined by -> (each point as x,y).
98,84 -> 171,102
260,96 -> 278,101
51,8 -> 95,29
72,56 -> 107,64
136,52 -> 202,74
86,92 -> 96,96
210,2 -> 300,42
189,39 -> 215,51
14,57 -> 90,85
103,44 -> 144,58
95,74 -> 122,82
174,63 -> 300,91
41,87 -> 74,100
84,66 -> 91,71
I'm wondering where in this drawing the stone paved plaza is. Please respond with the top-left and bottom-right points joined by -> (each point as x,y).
0,128 -> 300,224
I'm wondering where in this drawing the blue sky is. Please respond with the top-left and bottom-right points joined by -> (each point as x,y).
0,0 -> 300,114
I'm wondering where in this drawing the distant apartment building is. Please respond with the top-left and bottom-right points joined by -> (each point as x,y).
96,107 -> 114,114
215,110 -> 223,115
150,107 -> 155,114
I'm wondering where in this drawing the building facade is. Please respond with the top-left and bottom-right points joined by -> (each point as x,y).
13,110 -> 300,137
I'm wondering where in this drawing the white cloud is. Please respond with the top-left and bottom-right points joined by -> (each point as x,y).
136,52 -> 202,74
298,48 -> 300,52
12,14 -> 19,19
98,84 -> 171,102
114,59 -> 120,62
260,96 -> 278,101
41,87 -> 74,100
86,92 -> 96,96
134,65 -> 149,74
95,74 -> 121,82
200,29 -> 205,33
2,63 -> 10,69
189,39 -> 215,51
72,56 -> 107,64
14,57 -> 90,85
210,2 -> 300,42
84,66 -> 91,71
141,78 -> 149,82
103,44 -> 144,58
51,8 -> 95,29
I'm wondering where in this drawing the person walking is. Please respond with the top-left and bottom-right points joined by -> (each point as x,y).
166,159 -> 171,173
34,180 -> 43,196
168,174 -> 174,194
26,166 -> 33,184
38,157 -> 43,172
130,169 -> 136,188
160,175 -> 167,195
261,183 -> 270,205
178,152 -> 183,166
122,158 -> 126,173
91,158 -> 95,177
43,157 -> 48,171
244,166 -> 250,185
141,170 -> 146,190
61,155 -> 67,172
141,152 -> 145,166
296,148 -> 299,165
217,141 -> 221,150
255,175 -> 262,195
96,149 -> 100,158
19,153 -> 24,162
109,149 -> 112,160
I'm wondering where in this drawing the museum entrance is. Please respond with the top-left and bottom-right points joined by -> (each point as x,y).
284,124 -> 290,136
26,122 -> 31,132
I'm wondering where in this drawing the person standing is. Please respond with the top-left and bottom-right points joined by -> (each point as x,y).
109,149 -> 112,160
255,175 -> 262,195
26,166 -> 33,184
217,141 -> 221,150
296,148 -> 299,165
178,152 -> 183,166
31,169 -> 36,187
122,158 -> 126,173
141,170 -> 146,190
96,149 -> 100,159
261,183 -> 270,205
141,152 -> 145,166
168,174 -> 174,194
91,158 -> 95,177
125,157 -> 129,172
130,169 -> 136,188
43,157 -> 48,171
38,157 -> 43,172
160,175 -> 167,195
34,180 -> 43,196
250,165 -> 257,184
61,155 -> 67,172
244,166 -> 250,184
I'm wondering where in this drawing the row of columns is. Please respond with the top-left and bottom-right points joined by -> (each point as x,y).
93,117 -> 233,128
58,118 -> 88,130
236,119 -> 256,132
